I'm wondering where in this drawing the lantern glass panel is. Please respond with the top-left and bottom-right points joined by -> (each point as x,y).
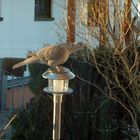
64,80 -> 69,91
48,79 -> 69,92
48,79 -> 53,91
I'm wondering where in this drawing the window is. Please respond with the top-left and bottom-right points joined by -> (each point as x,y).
34,0 -> 54,21
0,17 -> 3,21
0,0 -> 3,21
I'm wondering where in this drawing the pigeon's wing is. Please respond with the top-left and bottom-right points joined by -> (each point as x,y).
37,46 -> 54,62
12,56 -> 39,69
37,45 -> 69,66
47,46 -> 68,65
50,46 -> 66,59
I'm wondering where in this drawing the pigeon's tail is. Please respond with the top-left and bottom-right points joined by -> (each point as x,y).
12,56 -> 39,69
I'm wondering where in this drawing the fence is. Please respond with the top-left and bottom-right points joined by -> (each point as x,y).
0,58 -> 34,139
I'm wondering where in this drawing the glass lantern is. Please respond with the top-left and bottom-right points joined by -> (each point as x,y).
42,66 -> 75,93
42,66 -> 75,140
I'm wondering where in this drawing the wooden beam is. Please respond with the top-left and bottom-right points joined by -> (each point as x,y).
67,0 -> 76,43
99,0 -> 109,47
124,0 -> 132,45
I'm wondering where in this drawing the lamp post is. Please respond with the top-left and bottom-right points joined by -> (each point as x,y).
42,66 -> 75,140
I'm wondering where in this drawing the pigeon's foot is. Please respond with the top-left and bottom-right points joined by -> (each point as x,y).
55,65 -> 61,72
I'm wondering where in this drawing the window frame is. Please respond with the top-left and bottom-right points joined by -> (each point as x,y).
0,0 -> 3,21
34,0 -> 54,21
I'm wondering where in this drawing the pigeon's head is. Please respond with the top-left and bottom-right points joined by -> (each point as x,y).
73,42 -> 87,48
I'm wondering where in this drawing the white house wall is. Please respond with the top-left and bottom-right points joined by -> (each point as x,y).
0,0 -> 139,58
0,0 -> 66,58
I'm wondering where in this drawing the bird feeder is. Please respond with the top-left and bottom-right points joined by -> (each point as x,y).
42,66 -> 75,140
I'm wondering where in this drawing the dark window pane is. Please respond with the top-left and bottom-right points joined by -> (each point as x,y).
35,0 -> 51,20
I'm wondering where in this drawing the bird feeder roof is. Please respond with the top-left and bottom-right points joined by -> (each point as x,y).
42,66 -> 75,80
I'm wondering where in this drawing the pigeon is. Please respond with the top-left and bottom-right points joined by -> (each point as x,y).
12,42 -> 87,69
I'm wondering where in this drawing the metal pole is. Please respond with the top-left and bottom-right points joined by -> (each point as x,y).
53,94 -> 63,140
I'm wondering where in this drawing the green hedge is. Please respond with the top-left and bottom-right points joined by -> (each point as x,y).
11,47 -> 140,140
